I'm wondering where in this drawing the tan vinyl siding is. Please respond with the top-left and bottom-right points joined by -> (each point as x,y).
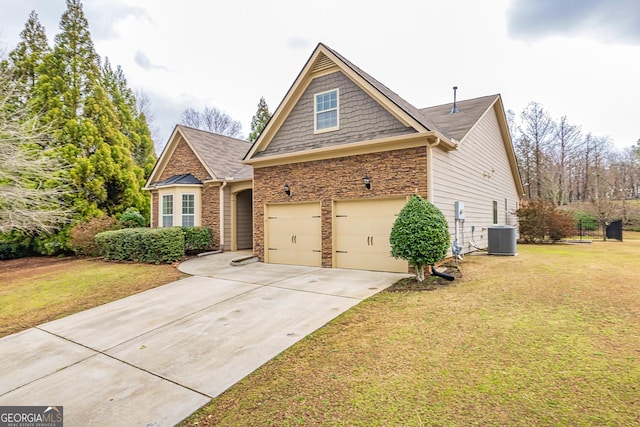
236,190 -> 253,250
223,185 -> 232,250
431,105 -> 520,253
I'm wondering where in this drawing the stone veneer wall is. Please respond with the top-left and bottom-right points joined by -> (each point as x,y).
253,146 -> 428,267
159,138 -> 209,181
149,137 -> 220,249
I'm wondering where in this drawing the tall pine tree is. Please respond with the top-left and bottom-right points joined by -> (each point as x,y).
102,58 -> 156,179
3,10 -> 50,110
248,96 -> 271,143
32,0 -> 149,221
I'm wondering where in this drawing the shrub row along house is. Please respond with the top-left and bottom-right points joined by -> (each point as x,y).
144,43 -> 524,273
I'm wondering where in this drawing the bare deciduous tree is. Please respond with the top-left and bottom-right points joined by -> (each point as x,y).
519,101 -> 556,199
548,115 -> 581,205
134,87 -> 163,153
0,69 -> 71,234
180,106 -> 243,138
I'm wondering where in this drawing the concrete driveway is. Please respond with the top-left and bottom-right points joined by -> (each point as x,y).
0,253 -> 408,426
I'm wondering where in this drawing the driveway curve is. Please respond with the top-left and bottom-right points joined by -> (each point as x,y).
0,252 -> 408,426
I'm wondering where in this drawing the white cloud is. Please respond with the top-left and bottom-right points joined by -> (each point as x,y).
133,51 -> 167,71
507,0 -> 640,45
1,0 -> 638,152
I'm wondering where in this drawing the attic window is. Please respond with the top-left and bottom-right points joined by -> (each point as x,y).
314,89 -> 339,133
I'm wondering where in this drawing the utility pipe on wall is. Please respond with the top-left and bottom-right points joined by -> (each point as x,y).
219,181 -> 227,251
426,137 -> 440,202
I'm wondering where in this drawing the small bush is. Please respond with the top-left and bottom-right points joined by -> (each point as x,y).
0,232 -> 34,260
96,227 -> 184,264
69,216 -> 122,257
390,195 -> 450,282
517,200 -> 575,242
182,227 -> 214,253
120,207 -> 146,228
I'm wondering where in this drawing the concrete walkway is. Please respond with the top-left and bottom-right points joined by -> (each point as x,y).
0,253 -> 408,426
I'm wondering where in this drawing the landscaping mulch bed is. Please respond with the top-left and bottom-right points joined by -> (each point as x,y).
386,262 -> 462,291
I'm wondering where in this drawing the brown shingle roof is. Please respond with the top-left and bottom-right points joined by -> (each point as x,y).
322,43 -> 439,132
177,125 -> 252,180
420,94 -> 499,142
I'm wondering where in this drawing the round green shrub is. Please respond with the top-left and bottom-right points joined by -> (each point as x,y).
390,195 -> 450,281
120,207 -> 146,228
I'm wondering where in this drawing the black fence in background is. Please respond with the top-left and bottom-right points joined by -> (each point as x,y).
572,219 -> 623,241
606,220 -> 623,241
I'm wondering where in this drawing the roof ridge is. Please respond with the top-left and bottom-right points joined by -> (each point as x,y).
419,94 -> 500,111
177,124 -> 250,144
321,44 -> 438,132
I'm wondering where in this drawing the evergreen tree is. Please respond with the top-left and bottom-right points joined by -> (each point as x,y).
3,10 -> 50,109
248,96 -> 271,143
102,58 -> 156,176
32,0 -> 149,222
0,66 -> 71,236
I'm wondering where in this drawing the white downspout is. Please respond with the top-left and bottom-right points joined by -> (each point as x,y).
219,181 -> 228,251
426,137 -> 440,202
149,191 -> 154,228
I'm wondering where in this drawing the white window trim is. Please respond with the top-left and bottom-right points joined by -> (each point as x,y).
161,194 -> 174,227
181,193 -> 196,227
157,186 -> 202,227
314,88 -> 339,134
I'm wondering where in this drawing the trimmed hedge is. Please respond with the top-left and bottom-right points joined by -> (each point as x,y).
94,226 -> 215,264
96,227 -> 185,264
182,226 -> 214,252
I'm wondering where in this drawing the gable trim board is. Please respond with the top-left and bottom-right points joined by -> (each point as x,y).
244,43 -> 523,273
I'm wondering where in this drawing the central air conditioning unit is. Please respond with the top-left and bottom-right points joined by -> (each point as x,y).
487,225 -> 517,256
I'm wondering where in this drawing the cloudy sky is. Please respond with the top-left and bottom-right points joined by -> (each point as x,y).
1,0 -> 638,153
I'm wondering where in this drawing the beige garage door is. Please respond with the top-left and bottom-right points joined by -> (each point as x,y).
266,202 -> 322,267
334,198 -> 408,273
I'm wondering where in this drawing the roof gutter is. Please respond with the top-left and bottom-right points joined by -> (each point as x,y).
426,137 -> 440,203
219,181 -> 228,251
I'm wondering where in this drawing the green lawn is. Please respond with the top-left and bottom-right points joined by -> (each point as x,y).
184,233 -> 640,426
0,257 -> 187,337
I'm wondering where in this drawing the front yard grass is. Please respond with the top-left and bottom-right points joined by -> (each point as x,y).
184,233 -> 640,426
0,257 -> 188,337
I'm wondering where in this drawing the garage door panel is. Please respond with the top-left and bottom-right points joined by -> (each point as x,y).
334,198 -> 408,273
266,203 -> 321,267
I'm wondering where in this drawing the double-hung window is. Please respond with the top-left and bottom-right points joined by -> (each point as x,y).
182,194 -> 195,226
314,89 -> 339,132
162,195 -> 173,227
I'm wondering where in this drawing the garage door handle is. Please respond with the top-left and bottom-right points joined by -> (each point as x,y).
336,250 -> 348,253
370,236 -> 373,245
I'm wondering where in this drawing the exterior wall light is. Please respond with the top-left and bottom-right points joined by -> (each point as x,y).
363,176 -> 371,190
284,183 -> 291,196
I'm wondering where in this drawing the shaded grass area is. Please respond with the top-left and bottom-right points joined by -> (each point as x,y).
0,257 -> 188,337
185,236 -> 640,426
